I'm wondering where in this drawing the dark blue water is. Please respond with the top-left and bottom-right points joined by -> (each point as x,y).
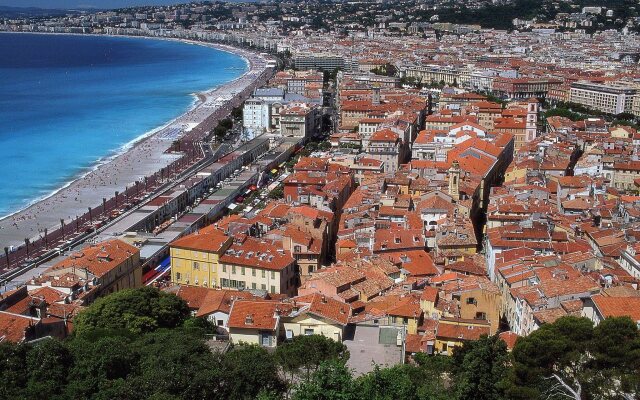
0,33 -> 245,217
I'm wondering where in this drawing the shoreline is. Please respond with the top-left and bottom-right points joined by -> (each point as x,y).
0,32 -> 266,250
0,32 -> 249,222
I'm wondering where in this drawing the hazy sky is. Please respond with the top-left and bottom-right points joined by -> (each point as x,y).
0,0 -> 191,9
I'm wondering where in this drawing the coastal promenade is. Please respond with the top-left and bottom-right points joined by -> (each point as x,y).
0,37 -> 275,275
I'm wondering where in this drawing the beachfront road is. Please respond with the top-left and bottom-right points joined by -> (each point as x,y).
0,42 -> 274,280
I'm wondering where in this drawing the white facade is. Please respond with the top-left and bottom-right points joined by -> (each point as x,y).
243,98 -> 272,134
569,81 -> 639,115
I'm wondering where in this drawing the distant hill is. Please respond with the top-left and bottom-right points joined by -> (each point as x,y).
0,6 -> 80,17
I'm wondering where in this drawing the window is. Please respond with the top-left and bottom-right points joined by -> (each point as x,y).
222,265 -> 227,273
232,266 -> 236,274
193,262 -> 199,270
271,271 -> 275,279
466,297 -> 477,305
270,285 -> 276,293
260,332 -> 272,347
261,284 -> 266,290
252,283 -> 257,289
304,329 -> 314,336
475,312 -> 487,320
241,267 -> 246,275
217,320 -> 224,326
176,272 -> 181,281
262,270 -> 266,278
252,269 -> 256,277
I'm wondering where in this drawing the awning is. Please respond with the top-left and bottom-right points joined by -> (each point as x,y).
156,256 -> 170,271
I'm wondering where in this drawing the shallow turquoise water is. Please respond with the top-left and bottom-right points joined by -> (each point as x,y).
0,33 -> 245,217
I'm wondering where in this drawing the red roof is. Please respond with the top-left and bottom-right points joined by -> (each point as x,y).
592,295 -> 640,321
228,300 -> 291,331
171,227 -> 230,253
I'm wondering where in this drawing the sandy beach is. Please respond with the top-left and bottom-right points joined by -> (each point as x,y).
0,36 -> 269,252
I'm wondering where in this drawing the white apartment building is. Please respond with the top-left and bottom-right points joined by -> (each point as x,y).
569,81 -> 639,115
243,98 -> 272,134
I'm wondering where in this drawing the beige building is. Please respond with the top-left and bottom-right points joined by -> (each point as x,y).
280,103 -> 321,139
42,239 -> 141,301
569,81 -> 639,115
218,237 -> 298,297
228,300 -> 287,347
282,293 -> 351,341
611,161 -> 640,192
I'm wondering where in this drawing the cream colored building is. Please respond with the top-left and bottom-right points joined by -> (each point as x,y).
569,81 -> 639,115
282,293 -> 350,341
218,237 -> 298,296
611,161 -> 640,192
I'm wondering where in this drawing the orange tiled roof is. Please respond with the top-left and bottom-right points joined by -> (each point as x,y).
49,239 -> 138,278
171,228 -> 230,253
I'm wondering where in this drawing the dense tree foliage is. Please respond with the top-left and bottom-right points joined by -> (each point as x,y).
2,288 -> 638,400
276,334 -> 350,381
509,316 -> 640,400
73,286 -> 190,335
452,335 -> 510,400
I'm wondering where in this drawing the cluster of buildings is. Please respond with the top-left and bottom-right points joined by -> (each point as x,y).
162,62 -> 640,363
0,239 -> 140,342
242,69 -> 324,138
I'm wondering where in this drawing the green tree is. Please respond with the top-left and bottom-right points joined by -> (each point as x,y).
221,344 -> 286,399
453,335 -> 509,400
129,329 -> 223,400
24,339 -> 73,400
276,334 -> 349,381
268,185 -> 284,200
355,365 -> 416,400
0,342 -> 29,399
292,360 -> 357,400
231,106 -> 243,120
219,118 -> 233,130
510,316 -> 640,400
73,287 -> 190,336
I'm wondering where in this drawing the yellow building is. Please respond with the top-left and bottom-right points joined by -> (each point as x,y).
504,164 -> 527,183
420,286 -> 440,318
170,227 -> 232,288
228,300 -> 285,347
282,293 -> 351,341
435,219 -> 478,265
454,283 -> 502,334
434,318 -> 491,355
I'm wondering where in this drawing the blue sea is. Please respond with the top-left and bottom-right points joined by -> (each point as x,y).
0,33 -> 246,218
